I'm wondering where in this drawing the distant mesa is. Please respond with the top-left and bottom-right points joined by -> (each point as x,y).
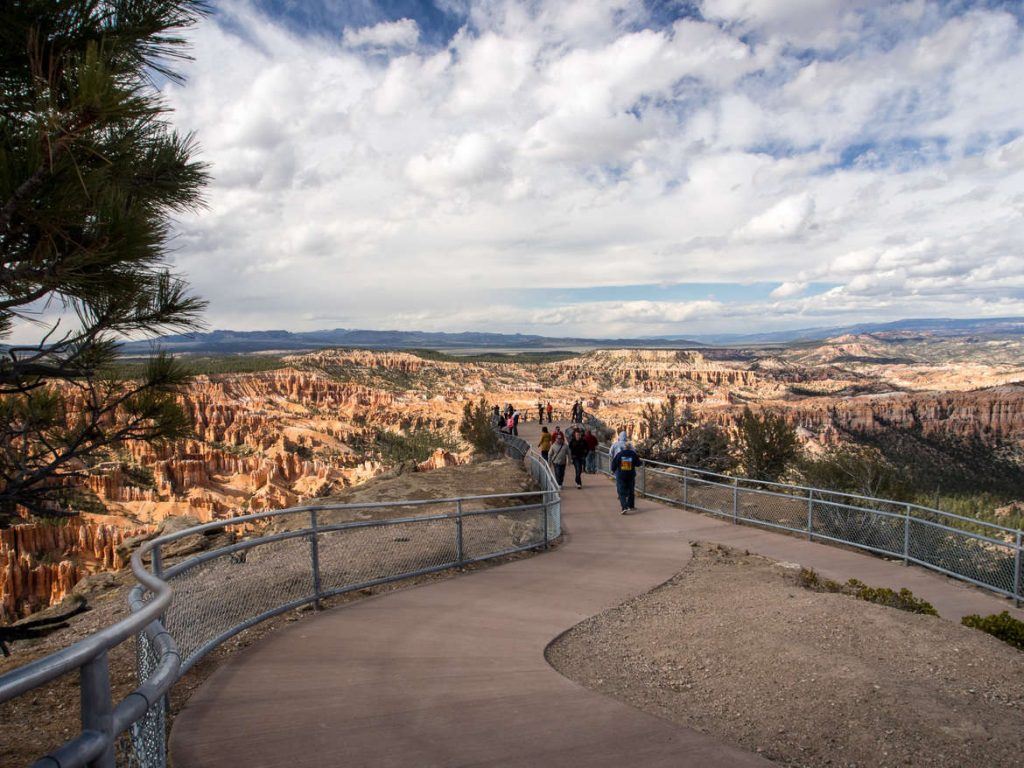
112,317 -> 1024,356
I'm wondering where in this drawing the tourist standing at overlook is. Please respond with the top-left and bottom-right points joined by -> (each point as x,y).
609,431 -> 628,461
611,441 -> 641,514
548,432 -> 569,486
546,402 -> 553,423
568,428 -> 588,489
512,408 -> 520,436
537,401 -> 544,424
538,426 -> 552,460
583,428 -> 599,473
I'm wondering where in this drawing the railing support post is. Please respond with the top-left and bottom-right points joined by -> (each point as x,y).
456,500 -> 464,565
1014,530 -> 1021,608
81,651 -> 116,768
732,477 -> 739,524
903,504 -> 911,566
309,510 -> 322,610
682,470 -> 688,509
149,542 -> 171,723
806,490 -> 813,541
543,500 -> 549,550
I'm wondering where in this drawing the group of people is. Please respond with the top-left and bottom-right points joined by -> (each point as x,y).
494,399 -> 640,514
493,404 -> 520,436
540,426 -> 640,513
533,400 -> 586,425
537,425 -> 599,489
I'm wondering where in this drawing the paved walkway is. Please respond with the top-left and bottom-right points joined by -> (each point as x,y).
171,422 -> 1022,767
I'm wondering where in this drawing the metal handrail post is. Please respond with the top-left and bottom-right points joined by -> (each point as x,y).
309,510 -> 322,610
456,500 -> 464,565
81,651 -> 115,768
732,477 -> 739,524
806,489 -> 813,541
1015,530 -> 1022,608
543,500 -> 549,549
903,504 -> 911,566
682,469 -> 688,508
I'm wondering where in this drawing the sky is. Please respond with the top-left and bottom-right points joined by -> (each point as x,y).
38,0 -> 1024,340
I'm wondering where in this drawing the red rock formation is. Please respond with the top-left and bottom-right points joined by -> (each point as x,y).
0,521 -> 151,621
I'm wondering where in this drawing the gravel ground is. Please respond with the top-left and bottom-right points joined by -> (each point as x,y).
547,541 -> 1024,768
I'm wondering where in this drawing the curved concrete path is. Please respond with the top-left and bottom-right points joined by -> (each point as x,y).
171,422 -> 1022,767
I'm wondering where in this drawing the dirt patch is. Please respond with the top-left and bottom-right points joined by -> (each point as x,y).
0,457 -> 546,766
547,542 -> 1024,768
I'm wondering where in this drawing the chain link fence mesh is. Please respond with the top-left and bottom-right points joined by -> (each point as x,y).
597,446 -> 1022,602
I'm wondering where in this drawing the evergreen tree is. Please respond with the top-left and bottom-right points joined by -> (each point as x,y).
459,398 -> 500,456
737,406 -> 799,483
0,1 -> 209,523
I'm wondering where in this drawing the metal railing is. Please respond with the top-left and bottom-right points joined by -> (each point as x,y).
0,443 -> 559,768
597,446 -> 1023,604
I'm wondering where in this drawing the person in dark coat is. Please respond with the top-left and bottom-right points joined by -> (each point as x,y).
610,441 -> 641,514
568,428 -> 588,489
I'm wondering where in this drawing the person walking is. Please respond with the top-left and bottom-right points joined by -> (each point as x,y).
537,401 -> 544,424
546,402 -> 553,424
568,428 -> 588,489
538,426 -> 552,461
583,428 -> 599,473
611,440 -> 641,514
548,432 -> 569,486
609,430 -> 628,461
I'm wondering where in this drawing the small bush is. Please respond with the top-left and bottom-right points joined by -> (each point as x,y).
961,611 -> 1024,651
373,429 -> 458,464
797,568 -> 938,616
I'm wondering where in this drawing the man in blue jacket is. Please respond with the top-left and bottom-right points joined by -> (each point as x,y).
610,441 -> 641,514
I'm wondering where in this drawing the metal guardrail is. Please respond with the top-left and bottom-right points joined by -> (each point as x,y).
0,442 -> 559,767
597,446 -> 1023,604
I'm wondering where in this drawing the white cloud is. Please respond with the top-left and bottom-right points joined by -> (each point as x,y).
739,193 -> 815,239
342,18 -> 420,50
770,281 -> 807,299
107,0 -> 1024,340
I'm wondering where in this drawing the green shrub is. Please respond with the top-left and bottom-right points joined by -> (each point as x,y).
961,611 -> 1024,651
796,569 -> 938,616
373,429 -> 458,464
799,444 -> 905,499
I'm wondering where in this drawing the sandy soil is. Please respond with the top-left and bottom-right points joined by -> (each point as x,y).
0,457 -> 544,766
547,542 -> 1024,768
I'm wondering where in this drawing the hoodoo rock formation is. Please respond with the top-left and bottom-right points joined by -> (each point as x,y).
1,522 -> 150,621
7,335 -> 1024,622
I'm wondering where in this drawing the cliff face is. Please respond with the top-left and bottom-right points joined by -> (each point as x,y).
0,522 -> 150,621
782,385 -> 1024,442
